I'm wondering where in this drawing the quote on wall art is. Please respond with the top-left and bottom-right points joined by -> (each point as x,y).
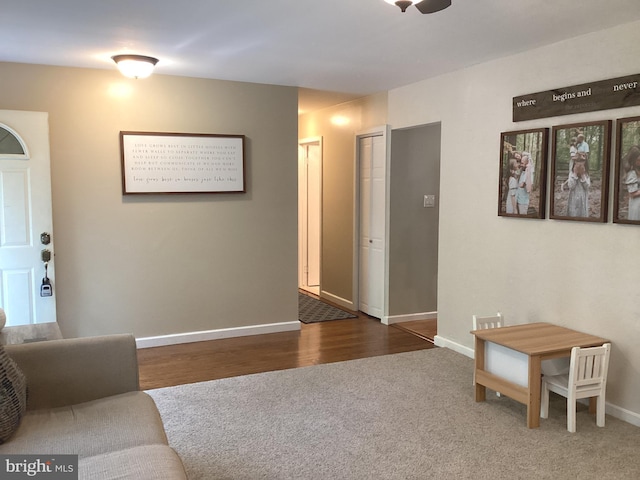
120,131 -> 246,194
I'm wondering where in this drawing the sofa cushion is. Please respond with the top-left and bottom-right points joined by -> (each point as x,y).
79,444 -> 187,480
0,391 -> 168,457
0,345 -> 27,443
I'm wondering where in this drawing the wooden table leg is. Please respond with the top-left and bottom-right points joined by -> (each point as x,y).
474,336 -> 486,402
527,355 -> 542,428
588,397 -> 597,414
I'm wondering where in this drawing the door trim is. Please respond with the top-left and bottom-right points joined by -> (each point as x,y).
353,125 -> 391,321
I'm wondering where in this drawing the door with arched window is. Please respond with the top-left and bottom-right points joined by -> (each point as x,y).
0,110 -> 56,327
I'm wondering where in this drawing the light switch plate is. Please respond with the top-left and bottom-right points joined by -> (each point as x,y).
424,194 -> 436,208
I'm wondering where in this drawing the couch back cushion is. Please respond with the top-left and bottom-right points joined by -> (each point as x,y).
0,345 -> 27,443
5,334 -> 139,410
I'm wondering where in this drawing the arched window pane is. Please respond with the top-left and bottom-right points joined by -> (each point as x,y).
0,126 -> 25,155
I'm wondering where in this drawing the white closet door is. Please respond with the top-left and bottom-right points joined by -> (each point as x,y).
298,139 -> 321,292
305,143 -> 321,287
358,134 -> 385,318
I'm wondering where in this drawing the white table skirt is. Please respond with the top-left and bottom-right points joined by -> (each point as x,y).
485,342 -> 570,388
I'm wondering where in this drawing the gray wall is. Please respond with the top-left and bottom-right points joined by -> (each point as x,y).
0,62 -> 299,339
388,124 -> 440,315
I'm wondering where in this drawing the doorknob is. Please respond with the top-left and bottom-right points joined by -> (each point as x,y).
41,249 -> 52,263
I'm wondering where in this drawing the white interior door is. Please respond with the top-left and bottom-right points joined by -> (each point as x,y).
0,110 -> 56,326
298,138 -> 321,294
358,133 -> 386,318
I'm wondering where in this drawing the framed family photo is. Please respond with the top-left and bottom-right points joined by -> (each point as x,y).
614,116 -> 640,224
498,128 -> 548,218
549,120 -> 611,222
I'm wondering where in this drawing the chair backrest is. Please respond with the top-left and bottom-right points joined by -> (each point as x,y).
568,343 -> 611,391
472,313 -> 504,331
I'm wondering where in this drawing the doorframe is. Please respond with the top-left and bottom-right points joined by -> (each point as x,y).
298,136 -> 323,294
352,125 -> 391,321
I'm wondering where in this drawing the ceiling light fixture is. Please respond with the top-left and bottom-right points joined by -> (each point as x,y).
111,54 -> 159,79
384,0 -> 452,14
385,0 -> 414,11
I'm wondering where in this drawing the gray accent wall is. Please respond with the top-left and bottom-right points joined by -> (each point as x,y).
388,124 -> 440,316
0,62 -> 298,339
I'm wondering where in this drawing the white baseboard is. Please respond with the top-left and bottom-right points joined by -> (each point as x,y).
383,311 -> 437,326
320,290 -> 355,311
603,400 -> 640,427
136,321 -> 301,349
434,335 -> 474,358
435,334 -> 640,427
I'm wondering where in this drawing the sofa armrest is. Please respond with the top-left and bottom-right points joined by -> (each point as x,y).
5,334 -> 140,410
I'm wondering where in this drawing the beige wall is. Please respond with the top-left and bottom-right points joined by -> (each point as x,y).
0,62 -> 299,339
298,93 -> 387,304
389,20 -> 640,419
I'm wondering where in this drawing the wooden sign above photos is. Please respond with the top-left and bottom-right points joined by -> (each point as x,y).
513,74 -> 640,122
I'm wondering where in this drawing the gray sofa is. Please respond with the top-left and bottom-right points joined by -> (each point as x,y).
0,334 -> 187,479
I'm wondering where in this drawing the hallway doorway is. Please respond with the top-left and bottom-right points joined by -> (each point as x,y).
298,137 -> 322,295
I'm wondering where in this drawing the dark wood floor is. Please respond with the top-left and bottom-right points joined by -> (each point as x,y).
138,308 -> 435,390
394,318 -> 437,343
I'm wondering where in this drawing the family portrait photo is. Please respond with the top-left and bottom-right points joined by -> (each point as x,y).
550,121 -> 611,222
498,128 -> 548,218
614,116 -> 640,224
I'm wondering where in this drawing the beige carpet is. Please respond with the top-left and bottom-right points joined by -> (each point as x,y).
148,348 -> 640,479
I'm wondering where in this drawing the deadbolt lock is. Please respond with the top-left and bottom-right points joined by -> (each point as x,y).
41,249 -> 52,263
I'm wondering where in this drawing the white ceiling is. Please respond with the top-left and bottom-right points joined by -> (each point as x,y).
3,0 -> 640,113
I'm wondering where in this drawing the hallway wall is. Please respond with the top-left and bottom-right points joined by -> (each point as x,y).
298,93 -> 387,306
388,123 -> 441,316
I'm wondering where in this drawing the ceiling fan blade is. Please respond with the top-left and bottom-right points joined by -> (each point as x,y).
415,0 -> 452,14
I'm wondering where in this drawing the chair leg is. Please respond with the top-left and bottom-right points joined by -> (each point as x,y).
540,381 -> 549,419
596,394 -> 606,427
567,395 -> 576,433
